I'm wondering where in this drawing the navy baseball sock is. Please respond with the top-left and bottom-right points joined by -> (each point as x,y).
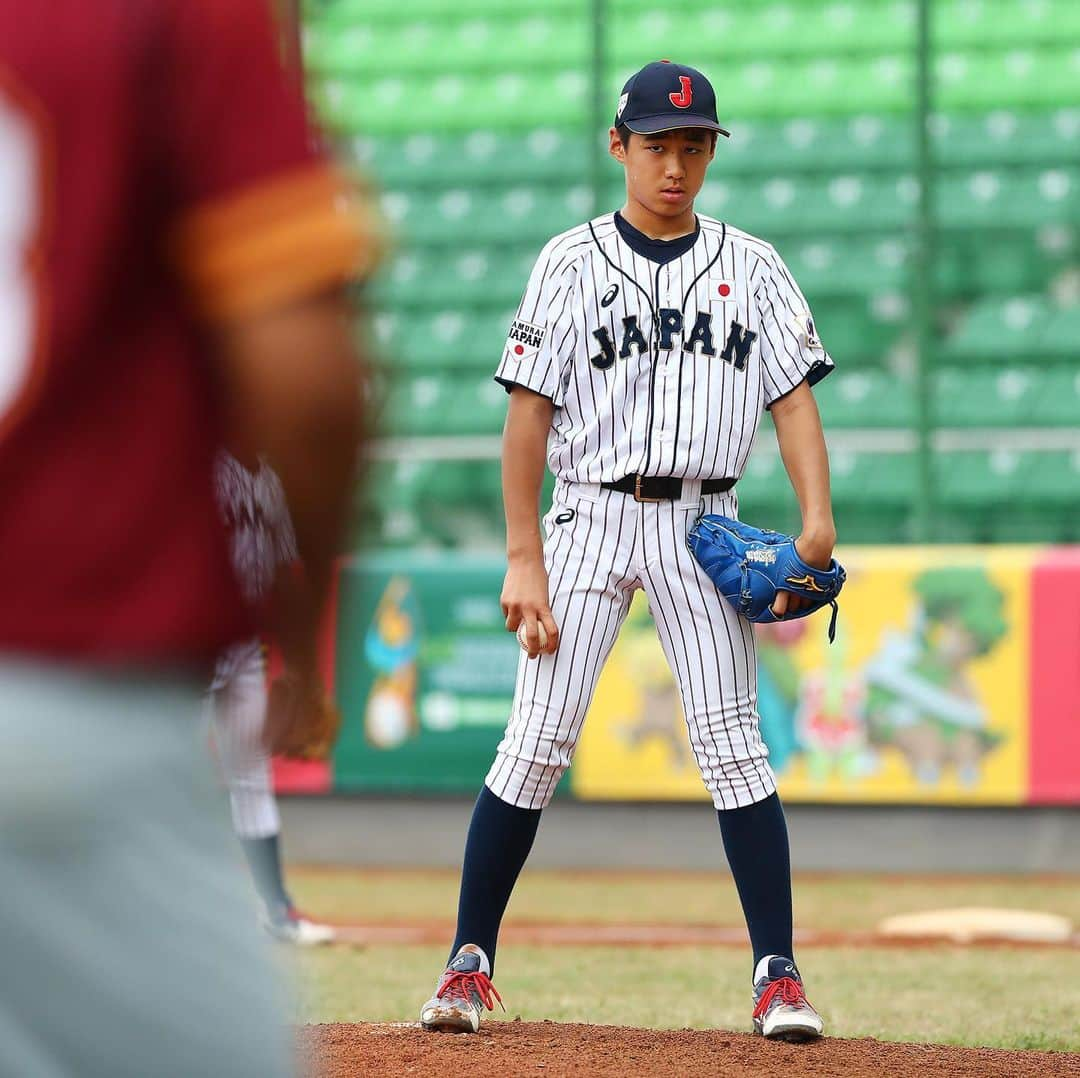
450,785 -> 542,974
716,792 -> 794,971
240,834 -> 293,921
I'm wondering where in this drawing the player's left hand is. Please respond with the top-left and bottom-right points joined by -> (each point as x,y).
264,665 -> 340,759
772,531 -> 836,618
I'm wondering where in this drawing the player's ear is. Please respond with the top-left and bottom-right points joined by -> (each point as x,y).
609,126 -> 626,163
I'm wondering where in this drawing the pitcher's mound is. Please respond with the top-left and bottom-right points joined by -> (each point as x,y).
299,1021 -> 1075,1077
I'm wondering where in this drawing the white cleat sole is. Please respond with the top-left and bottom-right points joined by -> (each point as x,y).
755,1015 -> 824,1042
419,1004 -> 480,1034
264,921 -> 336,946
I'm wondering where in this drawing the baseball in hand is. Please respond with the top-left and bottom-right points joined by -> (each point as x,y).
517,621 -> 549,651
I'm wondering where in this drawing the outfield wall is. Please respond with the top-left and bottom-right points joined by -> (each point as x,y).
274,546 -> 1080,806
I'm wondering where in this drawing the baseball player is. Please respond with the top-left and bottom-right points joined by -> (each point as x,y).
208,451 -> 335,945
0,0 -> 369,1072
420,61 -> 834,1041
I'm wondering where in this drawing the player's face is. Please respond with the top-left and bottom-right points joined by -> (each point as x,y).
610,128 -> 715,219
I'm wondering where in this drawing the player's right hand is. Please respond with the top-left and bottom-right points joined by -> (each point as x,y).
501,557 -> 559,659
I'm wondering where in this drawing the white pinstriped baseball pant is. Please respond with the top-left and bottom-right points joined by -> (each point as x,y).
207,639 -> 280,840
486,479 -> 776,812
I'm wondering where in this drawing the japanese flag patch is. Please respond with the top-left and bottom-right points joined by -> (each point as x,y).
506,318 -> 546,359
791,310 -> 823,351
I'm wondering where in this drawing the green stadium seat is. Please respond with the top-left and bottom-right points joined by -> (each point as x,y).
934,108 -> 1080,168
312,0 -> 582,25
719,114 -> 916,175
742,444 -> 918,506
814,370 -> 915,429
602,54 -> 913,119
380,309 -> 509,371
342,111 -> 1076,198
943,297 -> 1079,362
308,1 -> 1080,553
609,5 -> 915,63
831,446 -> 919,507
607,0 -> 1080,56
937,48 -> 1079,111
307,14 -> 588,77
690,172 -> 914,235
936,449 -> 1080,513
351,130 -> 591,188
783,236 -> 911,297
359,459 -> 447,547
935,0 -> 1080,50
808,298 -> 899,366
1044,306 -> 1080,355
316,69 -> 590,135
944,296 -> 1046,361
445,376 -> 509,436
379,373 -> 457,436
937,167 -> 1078,230
380,183 -> 587,246
741,444 -> 919,541
939,233 -> 1070,300
935,367 -> 1080,427
372,247 -> 534,311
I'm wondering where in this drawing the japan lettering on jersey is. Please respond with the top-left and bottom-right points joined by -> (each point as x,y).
495,215 -> 833,485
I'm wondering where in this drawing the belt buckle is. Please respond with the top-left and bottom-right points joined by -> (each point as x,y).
634,475 -> 663,503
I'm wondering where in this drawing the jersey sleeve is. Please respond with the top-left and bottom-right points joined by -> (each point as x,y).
494,240 -> 579,406
160,0 -> 379,321
755,246 -> 834,407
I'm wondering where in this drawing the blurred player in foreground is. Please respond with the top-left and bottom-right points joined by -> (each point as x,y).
208,450 -> 336,945
0,1 -> 372,1074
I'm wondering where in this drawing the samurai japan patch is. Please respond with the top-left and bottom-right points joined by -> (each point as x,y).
506,318 -> 547,358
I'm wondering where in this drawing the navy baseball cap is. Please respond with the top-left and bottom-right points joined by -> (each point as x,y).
614,60 -> 730,138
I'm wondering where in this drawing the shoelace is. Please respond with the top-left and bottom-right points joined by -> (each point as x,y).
436,970 -> 504,1012
753,976 -> 807,1019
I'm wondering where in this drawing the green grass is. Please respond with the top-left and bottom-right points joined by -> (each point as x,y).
284,868 -> 1080,1053
289,867 -> 1080,933
289,943 -> 1080,1053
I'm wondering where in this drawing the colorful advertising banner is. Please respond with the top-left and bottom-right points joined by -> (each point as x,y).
574,547 -> 1034,805
1027,546 -> 1080,804
312,546 -> 1079,805
331,554 -> 516,793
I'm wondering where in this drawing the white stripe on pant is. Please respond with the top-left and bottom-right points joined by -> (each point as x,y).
207,639 -> 280,841
486,480 -> 776,811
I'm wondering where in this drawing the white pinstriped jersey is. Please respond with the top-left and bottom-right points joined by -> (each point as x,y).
208,452 -> 289,839
210,453 -> 297,691
214,452 -> 298,607
495,213 -> 833,484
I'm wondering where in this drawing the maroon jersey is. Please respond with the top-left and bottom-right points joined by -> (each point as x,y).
0,1 -> 366,664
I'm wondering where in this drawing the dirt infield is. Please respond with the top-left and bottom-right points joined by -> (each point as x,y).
298,1021 -> 1080,1077
328,918 -> 1080,949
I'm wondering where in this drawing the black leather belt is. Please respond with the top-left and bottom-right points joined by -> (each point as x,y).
600,474 -> 736,503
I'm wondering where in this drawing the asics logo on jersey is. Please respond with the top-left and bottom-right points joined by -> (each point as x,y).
669,76 -> 693,108
589,311 -> 758,371
554,510 -> 576,525
601,284 -> 619,307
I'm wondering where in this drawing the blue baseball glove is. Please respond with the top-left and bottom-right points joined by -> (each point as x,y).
687,514 -> 846,641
